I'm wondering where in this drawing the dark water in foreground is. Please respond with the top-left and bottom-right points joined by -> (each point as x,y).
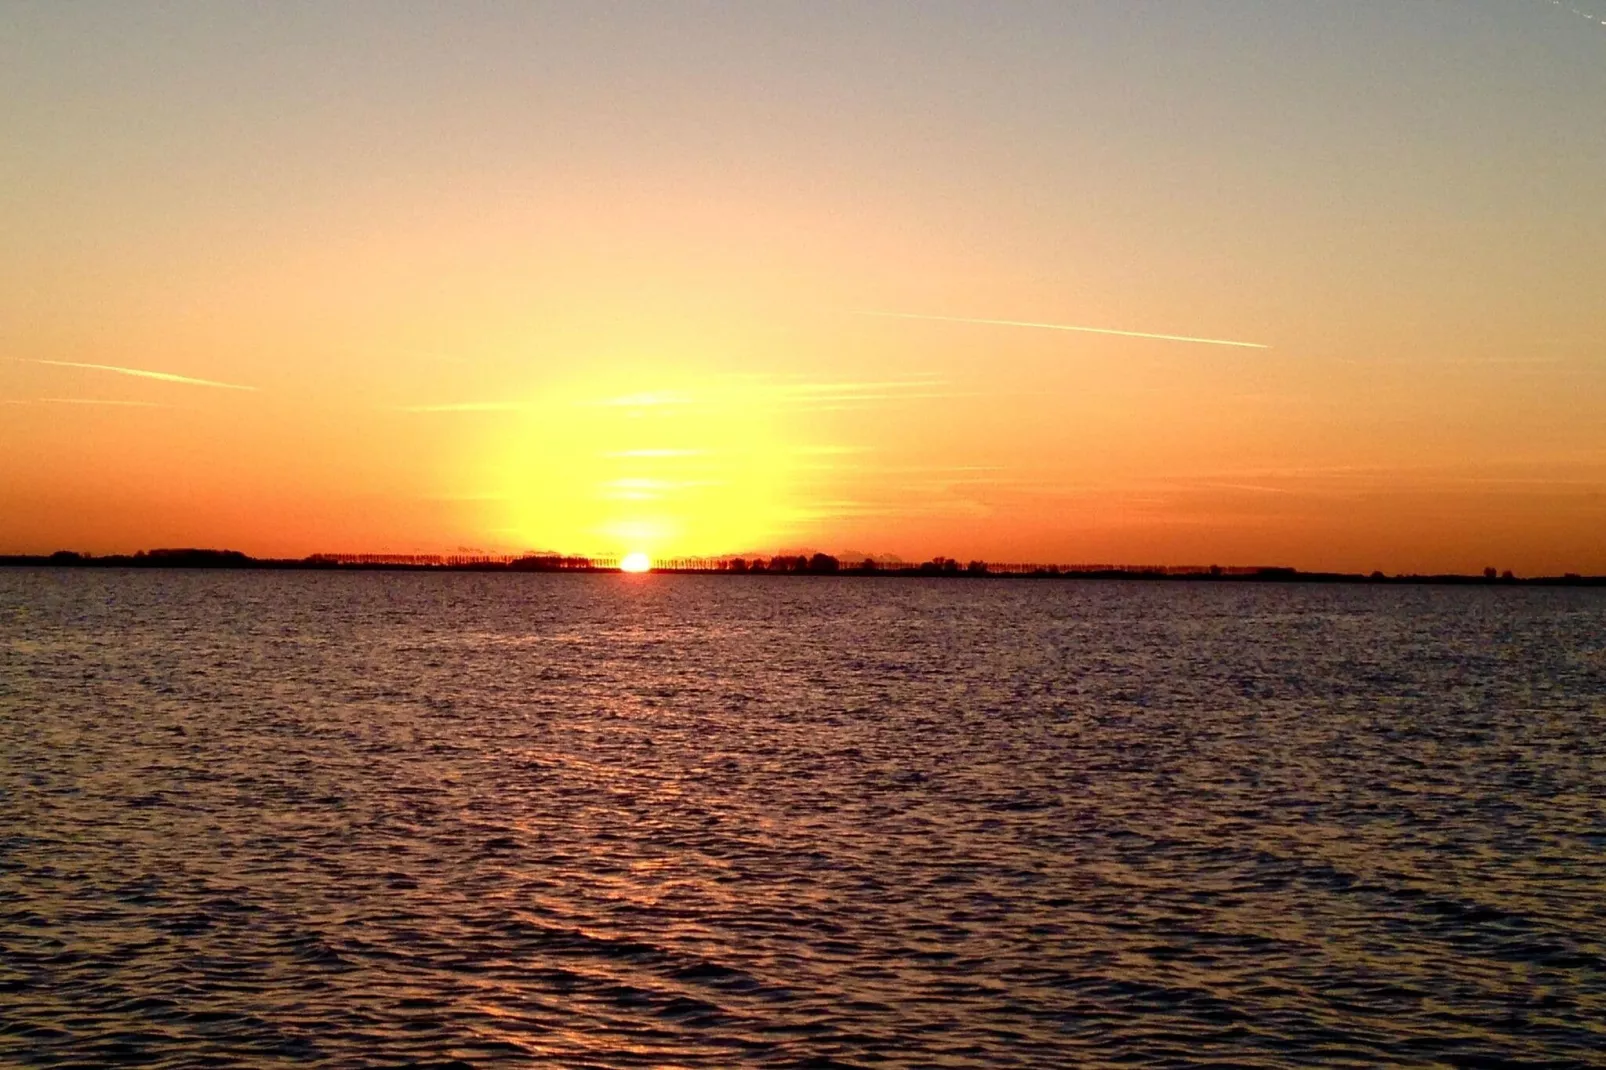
1,571 -> 1603,1068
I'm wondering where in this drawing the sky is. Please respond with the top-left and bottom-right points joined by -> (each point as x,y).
2,0 -> 1603,574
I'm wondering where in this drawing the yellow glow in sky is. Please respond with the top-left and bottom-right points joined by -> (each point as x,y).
487,374 -> 796,558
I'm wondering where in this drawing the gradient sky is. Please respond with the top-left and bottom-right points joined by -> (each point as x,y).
3,1 -> 1604,573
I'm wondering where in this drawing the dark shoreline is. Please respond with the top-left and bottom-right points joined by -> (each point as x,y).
2,549 -> 1601,586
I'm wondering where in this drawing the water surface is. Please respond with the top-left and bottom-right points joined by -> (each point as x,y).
2,570 -> 1603,1067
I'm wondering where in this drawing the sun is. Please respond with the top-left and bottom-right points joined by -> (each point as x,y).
491,371 -> 798,562
619,551 -> 652,573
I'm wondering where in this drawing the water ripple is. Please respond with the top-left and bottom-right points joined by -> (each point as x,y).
1,571 -> 1603,1067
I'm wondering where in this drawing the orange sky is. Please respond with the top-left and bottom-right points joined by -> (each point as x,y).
3,3 -> 1604,574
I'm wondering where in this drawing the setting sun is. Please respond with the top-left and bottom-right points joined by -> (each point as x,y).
486,373 -> 802,561
619,552 -> 651,573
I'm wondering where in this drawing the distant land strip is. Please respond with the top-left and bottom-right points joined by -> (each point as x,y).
1,549 -> 1601,586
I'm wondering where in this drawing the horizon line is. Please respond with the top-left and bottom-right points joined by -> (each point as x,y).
3,547 -> 1598,584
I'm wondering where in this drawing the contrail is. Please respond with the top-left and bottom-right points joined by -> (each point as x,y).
30,359 -> 256,391
854,311 -> 1269,349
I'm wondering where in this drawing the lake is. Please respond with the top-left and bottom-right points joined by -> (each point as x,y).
1,570 -> 1602,1067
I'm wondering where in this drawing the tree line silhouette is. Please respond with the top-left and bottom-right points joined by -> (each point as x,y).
1,548 -> 1597,584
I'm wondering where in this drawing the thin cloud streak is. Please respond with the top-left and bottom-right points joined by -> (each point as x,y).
586,392 -> 693,408
30,358 -> 257,391
2,397 -> 165,407
790,391 -> 975,407
1552,1 -> 1606,28
855,310 -> 1269,350
779,379 -> 947,394
1183,480 -> 1297,495
42,397 -> 166,407
397,402 -> 523,413
606,448 -> 705,458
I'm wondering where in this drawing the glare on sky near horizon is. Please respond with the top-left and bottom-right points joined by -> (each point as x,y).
2,1 -> 1604,574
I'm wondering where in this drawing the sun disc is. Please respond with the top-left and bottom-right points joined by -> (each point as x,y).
620,551 -> 651,573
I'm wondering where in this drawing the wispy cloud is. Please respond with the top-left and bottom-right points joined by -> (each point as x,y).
1553,1 -> 1606,28
792,445 -> 872,456
789,392 -> 974,409
580,378 -> 961,413
43,397 -> 166,407
396,401 -> 523,413
854,310 -> 1269,350
600,476 -> 719,501
1336,356 -> 1566,367
2,397 -> 165,407
759,376 -> 967,410
29,358 -> 257,391
1181,480 -> 1297,495
587,391 -> 694,408
778,378 -> 947,395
